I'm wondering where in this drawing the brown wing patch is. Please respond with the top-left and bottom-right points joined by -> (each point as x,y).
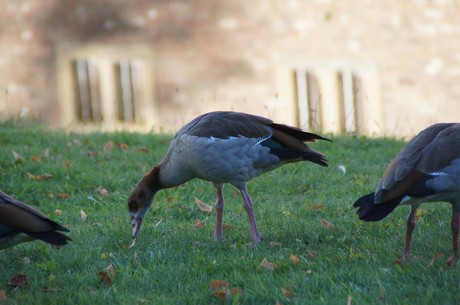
0,204 -> 53,233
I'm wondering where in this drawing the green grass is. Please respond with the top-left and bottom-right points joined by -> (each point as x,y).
0,119 -> 459,305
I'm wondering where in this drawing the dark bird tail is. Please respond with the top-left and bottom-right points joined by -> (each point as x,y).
353,193 -> 402,221
28,230 -> 71,246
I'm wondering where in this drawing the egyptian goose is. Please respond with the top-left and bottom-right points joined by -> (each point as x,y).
128,111 -> 330,243
353,123 -> 460,262
0,190 -> 71,249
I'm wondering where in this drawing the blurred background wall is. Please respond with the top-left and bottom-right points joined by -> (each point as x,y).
1,0 -> 459,137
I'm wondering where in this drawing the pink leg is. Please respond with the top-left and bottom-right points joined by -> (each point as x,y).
402,205 -> 418,260
451,211 -> 459,257
239,185 -> 261,243
213,183 -> 224,241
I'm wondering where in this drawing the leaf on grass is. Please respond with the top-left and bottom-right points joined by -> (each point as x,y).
347,295 -> 352,305
129,238 -> 137,249
23,257 -> 31,264
307,250 -> 318,258
12,151 -> 24,164
136,146 -> 150,153
446,255 -> 456,267
104,141 -> 113,152
96,186 -> 109,196
116,142 -> 129,151
27,172 -> 52,180
65,160 -> 71,171
428,253 -> 444,267
57,193 -> 69,199
54,209 -> 62,215
210,280 -> 229,302
321,218 -> 333,229
259,258 -> 279,271
269,241 -> 282,247
222,224 -> 233,229
194,197 -> 213,213
0,290 -> 7,301
309,204 -> 324,211
134,251 -> 142,265
30,156 -> 42,162
107,264 -> 116,279
8,274 -> 28,287
98,271 -> 112,285
195,219 -> 205,228
290,254 -> 301,264
281,287 -> 295,300
43,148 -> 50,158
81,210 -> 87,222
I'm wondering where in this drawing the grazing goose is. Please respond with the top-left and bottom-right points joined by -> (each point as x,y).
353,123 -> 460,262
128,111 -> 330,243
0,190 -> 71,249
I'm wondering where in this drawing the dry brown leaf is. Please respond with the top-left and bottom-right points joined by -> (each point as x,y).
57,193 -> 69,199
347,295 -> 352,305
281,287 -> 295,299
231,287 -> 242,295
98,271 -> 112,285
290,254 -> 301,264
12,151 -> 24,164
134,251 -> 142,265
8,274 -> 28,287
259,258 -> 279,271
54,209 -> 62,215
213,289 -> 228,301
80,210 -> 88,222
30,156 -> 42,162
96,186 -> 109,196
321,218 -> 334,229
65,160 -> 71,171
195,219 -> 205,228
222,224 -> 233,229
116,142 -> 129,150
104,141 -> 113,152
428,253 -> 444,267
194,197 -> 213,213
0,290 -> 8,301
308,250 -> 319,258
445,255 -> 456,267
43,148 -> 50,158
129,238 -> 137,249
136,146 -> 150,153
309,204 -> 324,211
107,264 -> 116,279
27,172 -> 53,180
270,241 -> 282,247
210,280 -> 228,290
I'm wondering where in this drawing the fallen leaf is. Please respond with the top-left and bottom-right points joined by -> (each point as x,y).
98,271 -> 112,285
129,238 -> 137,249
195,219 -> 205,228
0,290 -> 7,301
49,193 -> 55,198
222,224 -> 233,229
116,142 -> 129,150
194,197 -> 213,213
167,196 -> 175,203
8,274 -> 28,287
86,151 -> 99,158
347,295 -> 352,305
210,280 -> 228,290
43,148 -> 50,158
80,210 -> 87,222
104,141 -> 113,152
270,241 -> 282,247
107,264 -> 116,279
309,204 -> 324,211
41,287 -> 62,293
428,253 -> 444,267
213,289 -> 228,301
259,258 -> 279,271
281,287 -> 295,300
154,218 -> 164,228
65,160 -> 71,171
290,254 -> 301,264
12,151 -> 24,164
27,172 -> 52,180
95,186 -> 109,196
57,193 -> 69,199
136,146 -> 150,153
23,257 -> 31,264
321,218 -> 333,229
231,287 -> 242,295
30,156 -> 42,162
54,209 -> 62,215
134,251 -> 142,265
445,255 -> 456,267
307,250 -> 318,258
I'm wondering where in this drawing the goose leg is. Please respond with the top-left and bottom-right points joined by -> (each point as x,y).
213,183 -> 224,241
402,205 -> 418,260
239,185 -> 261,243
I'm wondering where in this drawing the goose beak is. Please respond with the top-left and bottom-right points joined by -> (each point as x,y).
131,216 -> 143,238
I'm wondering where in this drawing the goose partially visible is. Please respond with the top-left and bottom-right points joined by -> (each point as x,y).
353,123 -> 460,262
128,111 -> 330,243
0,190 -> 71,249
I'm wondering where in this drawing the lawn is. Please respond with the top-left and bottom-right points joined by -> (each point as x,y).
0,119 -> 458,305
